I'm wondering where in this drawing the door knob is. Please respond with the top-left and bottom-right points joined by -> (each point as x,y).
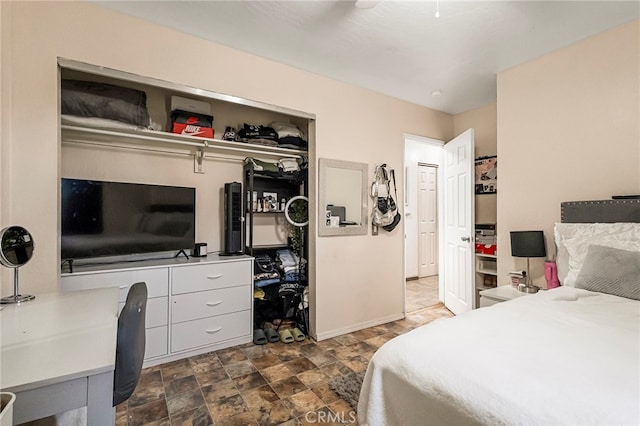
461,236 -> 471,242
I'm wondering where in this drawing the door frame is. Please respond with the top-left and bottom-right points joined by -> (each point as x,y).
402,134 -> 446,313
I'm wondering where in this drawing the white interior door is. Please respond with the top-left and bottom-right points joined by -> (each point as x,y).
443,129 -> 475,314
418,164 -> 438,277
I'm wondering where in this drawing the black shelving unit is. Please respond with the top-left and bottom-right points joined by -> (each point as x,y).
244,160 -> 309,338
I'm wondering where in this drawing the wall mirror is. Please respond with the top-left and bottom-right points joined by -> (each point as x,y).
318,158 -> 368,236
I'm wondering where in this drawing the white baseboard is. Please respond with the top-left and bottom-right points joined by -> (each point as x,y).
315,312 -> 405,341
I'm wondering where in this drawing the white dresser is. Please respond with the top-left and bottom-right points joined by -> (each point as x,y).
61,254 -> 253,367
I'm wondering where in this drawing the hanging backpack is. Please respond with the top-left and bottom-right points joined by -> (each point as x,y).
371,164 -> 401,232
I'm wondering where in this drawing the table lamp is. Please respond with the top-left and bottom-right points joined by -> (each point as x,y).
510,230 -> 546,293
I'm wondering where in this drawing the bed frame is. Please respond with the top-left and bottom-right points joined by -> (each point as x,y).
561,199 -> 640,223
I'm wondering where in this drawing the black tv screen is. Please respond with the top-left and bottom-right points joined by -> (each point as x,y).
61,179 -> 195,260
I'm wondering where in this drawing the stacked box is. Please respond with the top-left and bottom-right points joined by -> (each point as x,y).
170,109 -> 214,138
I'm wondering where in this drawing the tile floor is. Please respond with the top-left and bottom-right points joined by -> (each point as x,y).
405,275 -> 439,313
116,303 -> 453,426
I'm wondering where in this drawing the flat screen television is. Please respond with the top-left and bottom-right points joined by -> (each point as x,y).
61,178 -> 195,260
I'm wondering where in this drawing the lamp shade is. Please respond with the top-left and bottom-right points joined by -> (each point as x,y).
510,231 -> 546,258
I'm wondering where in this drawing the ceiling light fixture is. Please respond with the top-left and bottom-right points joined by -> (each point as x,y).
435,0 -> 440,18
431,90 -> 442,97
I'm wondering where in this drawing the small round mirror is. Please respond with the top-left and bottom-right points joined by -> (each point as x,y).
0,226 -> 35,267
1,226 -> 36,304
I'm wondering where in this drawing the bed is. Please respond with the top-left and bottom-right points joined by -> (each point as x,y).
358,200 -> 640,426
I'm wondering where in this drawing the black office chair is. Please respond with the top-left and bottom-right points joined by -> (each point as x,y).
113,281 -> 147,406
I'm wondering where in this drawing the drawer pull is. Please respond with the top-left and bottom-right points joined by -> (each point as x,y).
206,301 -> 223,307
206,327 -> 222,334
206,274 -> 223,280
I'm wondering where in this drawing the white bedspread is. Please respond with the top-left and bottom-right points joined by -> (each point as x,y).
358,286 -> 640,426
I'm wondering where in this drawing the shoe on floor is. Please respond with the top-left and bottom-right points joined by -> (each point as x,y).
253,328 -> 268,345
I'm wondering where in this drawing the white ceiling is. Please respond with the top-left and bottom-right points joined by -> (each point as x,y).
93,1 -> 639,114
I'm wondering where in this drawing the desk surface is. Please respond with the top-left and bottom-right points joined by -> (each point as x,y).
0,288 -> 119,392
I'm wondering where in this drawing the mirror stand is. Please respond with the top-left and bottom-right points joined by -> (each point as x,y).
1,225 -> 36,304
0,268 -> 35,304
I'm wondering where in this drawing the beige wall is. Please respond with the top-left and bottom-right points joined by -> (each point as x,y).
497,19 -> 640,287
453,103 -> 498,225
1,2 -> 452,338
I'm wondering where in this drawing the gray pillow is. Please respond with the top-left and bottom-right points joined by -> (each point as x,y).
575,244 -> 640,300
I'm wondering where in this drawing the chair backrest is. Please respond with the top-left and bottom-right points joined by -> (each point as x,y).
113,282 -> 147,406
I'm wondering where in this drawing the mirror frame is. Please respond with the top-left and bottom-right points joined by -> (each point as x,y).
318,158 -> 368,236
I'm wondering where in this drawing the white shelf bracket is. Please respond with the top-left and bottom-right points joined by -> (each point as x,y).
194,147 -> 205,174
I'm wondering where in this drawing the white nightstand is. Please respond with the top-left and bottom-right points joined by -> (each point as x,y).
479,285 -> 532,308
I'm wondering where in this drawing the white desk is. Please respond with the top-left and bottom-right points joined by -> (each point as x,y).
0,288 -> 119,425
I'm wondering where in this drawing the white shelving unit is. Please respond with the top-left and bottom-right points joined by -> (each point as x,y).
475,253 -> 498,306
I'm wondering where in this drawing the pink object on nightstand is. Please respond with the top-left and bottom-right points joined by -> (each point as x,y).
545,260 -> 560,289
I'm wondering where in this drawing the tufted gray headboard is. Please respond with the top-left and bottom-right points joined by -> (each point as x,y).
561,199 -> 640,223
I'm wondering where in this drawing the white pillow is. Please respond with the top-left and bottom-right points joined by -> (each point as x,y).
554,223 -> 640,287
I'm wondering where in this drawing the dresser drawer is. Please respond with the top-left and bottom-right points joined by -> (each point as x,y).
171,261 -> 251,295
145,326 -> 168,359
170,310 -> 251,353
120,296 -> 168,329
62,268 -> 169,301
171,286 -> 250,324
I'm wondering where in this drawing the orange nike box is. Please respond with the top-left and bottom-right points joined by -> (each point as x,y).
170,109 -> 214,138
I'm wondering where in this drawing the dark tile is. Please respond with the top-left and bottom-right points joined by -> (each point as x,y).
314,339 -> 342,351
243,344 -> 274,359
250,399 -> 296,426
195,368 -> 230,387
310,382 -> 341,405
165,375 -> 200,399
202,378 -> 240,403
217,347 -> 248,366
350,328 -> 379,341
271,376 -> 307,399
345,341 -> 376,354
161,358 -> 194,382
129,370 -> 165,408
251,353 -> 282,370
166,388 -> 206,417
261,363 -> 295,383
296,368 -> 329,388
240,383 -> 280,409
233,371 -> 268,392
216,411 -> 259,426
286,357 -> 316,374
307,351 -> 337,368
286,389 -> 325,418
275,345 -> 302,362
128,398 -> 169,426
364,333 -> 397,349
341,355 -> 369,373
170,404 -> 213,426
331,334 -> 360,346
330,347 -> 360,363
319,362 -> 353,380
225,359 -> 258,378
297,343 -> 324,357
190,356 -> 224,375
209,394 -> 249,422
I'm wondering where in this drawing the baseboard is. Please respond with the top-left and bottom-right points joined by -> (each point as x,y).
315,312 -> 405,341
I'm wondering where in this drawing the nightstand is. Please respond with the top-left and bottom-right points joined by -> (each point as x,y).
479,285 -> 531,308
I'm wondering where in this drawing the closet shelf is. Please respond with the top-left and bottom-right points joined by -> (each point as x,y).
61,125 -> 307,159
